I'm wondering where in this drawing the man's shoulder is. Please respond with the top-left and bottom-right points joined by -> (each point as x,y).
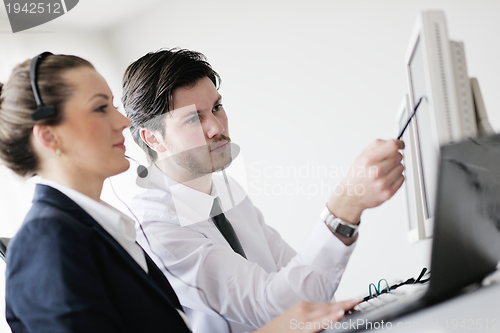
129,187 -> 179,223
131,186 -> 172,202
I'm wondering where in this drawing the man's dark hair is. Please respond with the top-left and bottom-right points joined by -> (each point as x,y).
122,48 -> 221,163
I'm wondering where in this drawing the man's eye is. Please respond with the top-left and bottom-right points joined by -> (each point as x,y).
213,104 -> 223,112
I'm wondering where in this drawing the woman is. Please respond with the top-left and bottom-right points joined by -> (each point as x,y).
0,53 -> 356,333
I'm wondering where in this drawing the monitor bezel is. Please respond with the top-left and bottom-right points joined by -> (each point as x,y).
396,94 -> 427,242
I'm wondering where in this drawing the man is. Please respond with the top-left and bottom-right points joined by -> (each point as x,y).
122,49 -> 404,333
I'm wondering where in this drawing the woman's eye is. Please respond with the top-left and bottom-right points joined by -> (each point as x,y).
186,116 -> 199,124
95,105 -> 107,113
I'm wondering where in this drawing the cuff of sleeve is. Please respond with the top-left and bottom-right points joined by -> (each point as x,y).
298,219 -> 357,277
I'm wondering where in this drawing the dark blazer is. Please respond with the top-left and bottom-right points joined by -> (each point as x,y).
6,184 -> 192,333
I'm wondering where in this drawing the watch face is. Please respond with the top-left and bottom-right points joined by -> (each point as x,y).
336,223 -> 355,238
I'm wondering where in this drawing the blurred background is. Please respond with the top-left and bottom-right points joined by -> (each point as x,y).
1,0 -> 499,331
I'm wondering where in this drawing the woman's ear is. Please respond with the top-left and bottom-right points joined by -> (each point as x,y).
140,127 -> 168,154
32,124 -> 59,152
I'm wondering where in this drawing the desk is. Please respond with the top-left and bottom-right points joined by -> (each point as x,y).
324,282 -> 500,332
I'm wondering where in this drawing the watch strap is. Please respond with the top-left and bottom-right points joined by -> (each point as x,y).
320,207 -> 359,238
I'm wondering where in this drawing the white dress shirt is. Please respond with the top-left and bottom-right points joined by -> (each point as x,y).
130,165 -> 356,333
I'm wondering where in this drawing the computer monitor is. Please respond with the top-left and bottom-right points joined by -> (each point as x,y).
396,95 -> 425,243
400,10 -> 494,242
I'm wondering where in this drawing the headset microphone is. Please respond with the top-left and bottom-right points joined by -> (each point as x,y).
125,155 -> 148,178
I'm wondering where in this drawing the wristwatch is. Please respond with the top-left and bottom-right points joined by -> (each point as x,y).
320,207 -> 359,238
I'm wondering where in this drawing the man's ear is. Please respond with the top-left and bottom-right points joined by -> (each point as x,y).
32,124 -> 59,152
140,127 -> 168,154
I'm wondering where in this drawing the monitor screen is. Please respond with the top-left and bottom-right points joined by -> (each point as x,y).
408,37 -> 440,220
398,99 -> 419,233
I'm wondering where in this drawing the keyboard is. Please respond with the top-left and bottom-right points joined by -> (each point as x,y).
351,284 -> 428,313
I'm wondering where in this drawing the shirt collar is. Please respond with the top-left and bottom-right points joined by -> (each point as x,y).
139,164 -> 240,226
164,169 -> 218,226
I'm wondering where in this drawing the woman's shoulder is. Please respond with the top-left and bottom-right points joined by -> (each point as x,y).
9,202 -> 94,259
26,197 -> 89,227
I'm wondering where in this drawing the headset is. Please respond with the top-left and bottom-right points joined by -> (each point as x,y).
30,52 -> 56,121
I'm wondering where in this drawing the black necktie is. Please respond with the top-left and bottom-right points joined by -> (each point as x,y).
210,199 -> 247,259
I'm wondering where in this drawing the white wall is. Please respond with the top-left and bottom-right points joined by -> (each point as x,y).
0,0 -> 499,332
107,0 -> 500,301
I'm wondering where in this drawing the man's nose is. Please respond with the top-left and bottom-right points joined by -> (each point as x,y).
205,113 -> 224,139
